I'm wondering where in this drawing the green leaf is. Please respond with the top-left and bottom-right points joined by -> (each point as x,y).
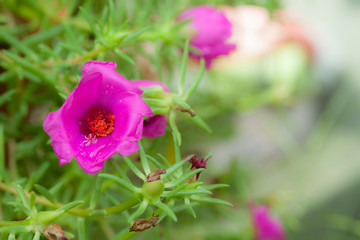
169,111 -> 181,146
0,89 -> 16,107
161,184 -> 187,198
156,153 -> 172,168
0,32 -> 38,60
178,39 -> 190,96
184,197 -> 196,218
99,6 -> 109,30
56,200 -> 84,212
172,131 -> 181,163
111,160 -> 132,183
0,71 -> 15,83
98,173 -> 137,192
108,0 -> 115,31
34,184 -> 57,203
186,114 -> 212,134
113,48 -> 135,65
23,26 -> 63,45
172,95 -> 191,110
89,173 -> 104,210
146,155 -> 164,169
79,7 -> 101,39
154,201 -> 177,222
172,189 -> 212,197
29,192 -> 37,214
121,26 -> 150,45
123,156 -> 146,181
165,168 -> 204,188
37,210 -> 65,225
184,58 -> 205,100
33,162 -> 50,183
200,184 -> 230,190
3,51 -> 50,84
204,152 -> 212,160
191,196 -> 233,207
162,159 -> 187,180
32,231 -> 41,240
12,184 -> 30,213
58,93 -> 68,101
77,218 -> 87,240
128,199 -> 149,223
138,142 -> 151,176
49,176 -> 68,195
8,233 -> 16,240
7,202 -> 30,216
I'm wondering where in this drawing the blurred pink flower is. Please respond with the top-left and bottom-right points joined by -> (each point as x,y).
178,5 -> 236,68
251,204 -> 286,240
43,61 -> 152,174
133,80 -> 169,138
213,6 -> 312,69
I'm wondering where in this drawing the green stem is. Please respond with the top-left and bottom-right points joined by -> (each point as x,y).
104,198 -> 140,215
0,220 -> 26,227
0,182 -> 139,217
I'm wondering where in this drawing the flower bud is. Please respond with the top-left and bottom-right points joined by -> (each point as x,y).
189,155 -> 211,180
142,180 -> 164,203
147,169 -> 166,182
43,224 -> 68,240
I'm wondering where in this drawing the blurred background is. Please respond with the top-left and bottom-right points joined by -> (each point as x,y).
1,0 -> 360,239
177,0 -> 360,239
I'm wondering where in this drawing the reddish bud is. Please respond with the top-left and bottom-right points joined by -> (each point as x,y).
147,169 -> 166,182
189,155 -> 211,180
43,224 -> 68,240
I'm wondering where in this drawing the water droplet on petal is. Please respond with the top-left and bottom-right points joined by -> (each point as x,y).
89,144 -> 106,158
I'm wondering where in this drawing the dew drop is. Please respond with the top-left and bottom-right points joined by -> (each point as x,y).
89,144 -> 106,158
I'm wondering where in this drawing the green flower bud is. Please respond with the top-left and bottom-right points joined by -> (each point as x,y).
142,180 -> 164,203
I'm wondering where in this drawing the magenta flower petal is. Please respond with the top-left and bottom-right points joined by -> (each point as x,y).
142,115 -> 167,138
132,80 -> 169,138
178,5 -> 236,68
43,61 -> 153,174
251,205 -> 286,240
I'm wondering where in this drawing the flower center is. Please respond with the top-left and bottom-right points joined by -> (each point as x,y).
81,107 -> 115,140
87,110 -> 115,137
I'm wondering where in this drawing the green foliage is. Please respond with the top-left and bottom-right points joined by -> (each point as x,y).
0,0 -> 286,239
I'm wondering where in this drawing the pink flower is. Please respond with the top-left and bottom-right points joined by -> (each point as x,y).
132,80 -> 169,138
178,5 -> 236,68
43,61 -> 152,174
251,204 -> 286,240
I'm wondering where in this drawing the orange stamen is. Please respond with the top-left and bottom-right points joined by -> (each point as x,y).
87,111 -> 115,137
